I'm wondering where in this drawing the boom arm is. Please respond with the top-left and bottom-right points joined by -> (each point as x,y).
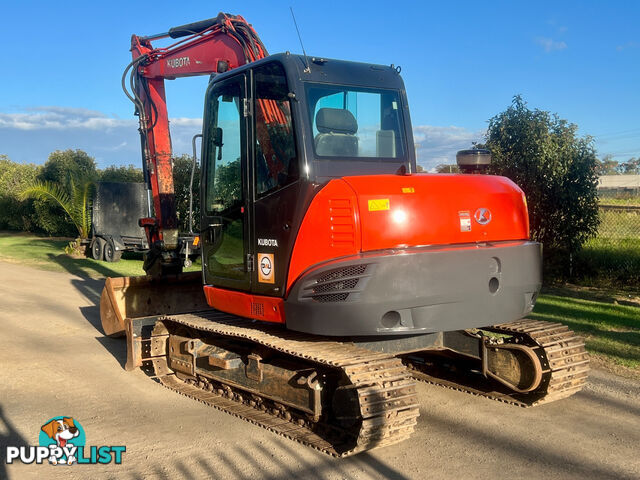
122,13 -> 268,275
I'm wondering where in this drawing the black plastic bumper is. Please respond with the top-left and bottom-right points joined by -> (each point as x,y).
284,241 -> 542,336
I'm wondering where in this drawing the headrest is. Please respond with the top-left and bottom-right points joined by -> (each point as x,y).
315,108 -> 358,134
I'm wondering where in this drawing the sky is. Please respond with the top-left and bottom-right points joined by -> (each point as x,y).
0,0 -> 638,171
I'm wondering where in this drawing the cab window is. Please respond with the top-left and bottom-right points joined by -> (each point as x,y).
306,84 -> 405,159
204,82 -> 243,215
253,62 -> 298,196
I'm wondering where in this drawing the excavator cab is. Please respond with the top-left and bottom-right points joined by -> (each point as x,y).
196,53 -> 546,338
200,53 -> 414,301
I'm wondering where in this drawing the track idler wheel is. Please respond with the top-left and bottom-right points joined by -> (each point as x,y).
481,340 -> 543,393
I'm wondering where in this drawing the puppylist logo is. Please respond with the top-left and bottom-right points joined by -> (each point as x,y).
4,416 -> 125,466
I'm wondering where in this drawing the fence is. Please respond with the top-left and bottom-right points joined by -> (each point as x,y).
576,203 -> 640,284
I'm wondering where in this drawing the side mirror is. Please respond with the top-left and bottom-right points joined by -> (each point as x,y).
212,127 -> 223,147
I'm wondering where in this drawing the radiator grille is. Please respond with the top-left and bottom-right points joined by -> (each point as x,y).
303,264 -> 370,303
312,293 -> 350,303
312,278 -> 359,294
317,264 -> 367,284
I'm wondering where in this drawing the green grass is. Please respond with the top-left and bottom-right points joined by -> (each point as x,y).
575,238 -> 640,286
595,209 -> 640,239
599,196 -> 640,206
0,231 -> 200,279
1,231 -> 638,373
532,293 -> 640,370
573,207 -> 640,287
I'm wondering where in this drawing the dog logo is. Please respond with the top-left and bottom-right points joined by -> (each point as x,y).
474,208 -> 492,225
39,417 -> 84,465
4,416 -> 125,466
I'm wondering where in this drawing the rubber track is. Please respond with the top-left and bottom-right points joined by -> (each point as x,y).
405,319 -> 590,407
146,311 -> 420,457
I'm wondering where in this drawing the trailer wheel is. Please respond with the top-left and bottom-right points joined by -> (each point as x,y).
91,237 -> 105,260
104,238 -> 123,263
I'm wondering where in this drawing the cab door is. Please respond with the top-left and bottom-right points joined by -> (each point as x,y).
201,74 -> 252,291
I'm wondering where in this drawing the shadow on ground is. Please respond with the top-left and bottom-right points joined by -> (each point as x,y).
124,436 -> 411,480
47,254 -> 129,368
543,285 -> 640,308
118,407 -> 638,480
47,253 -> 125,280
0,405 -> 30,480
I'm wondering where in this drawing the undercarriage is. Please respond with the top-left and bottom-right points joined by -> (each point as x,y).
122,310 -> 589,456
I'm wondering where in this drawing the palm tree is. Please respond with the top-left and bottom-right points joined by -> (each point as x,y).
20,178 -> 94,240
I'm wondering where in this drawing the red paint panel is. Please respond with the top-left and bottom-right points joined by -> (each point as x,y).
143,35 -> 247,79
343,174 -> 529,252
286,180 -> 361,291
204,286 -> 285,323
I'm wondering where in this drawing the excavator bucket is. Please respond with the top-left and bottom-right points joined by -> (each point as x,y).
100,272 -> 209,337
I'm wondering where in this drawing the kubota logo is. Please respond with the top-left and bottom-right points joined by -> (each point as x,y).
167,56 -> 190,68
474,208 -> 492,225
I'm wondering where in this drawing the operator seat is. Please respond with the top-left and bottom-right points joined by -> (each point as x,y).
314,108 -> 359,157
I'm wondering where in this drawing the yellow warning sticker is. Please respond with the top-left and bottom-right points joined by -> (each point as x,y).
401,187 -> 415,194
368,199 -> 390,211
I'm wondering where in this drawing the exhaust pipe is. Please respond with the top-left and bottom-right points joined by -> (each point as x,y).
456,149 -> 492,174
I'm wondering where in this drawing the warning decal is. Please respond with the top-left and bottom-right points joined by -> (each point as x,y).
368,198 -> 390,211
258,253 -> 275,283
459,211 -> 472,232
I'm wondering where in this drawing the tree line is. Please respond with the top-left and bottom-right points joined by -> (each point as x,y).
0,150 -> 199,237
595,155 -> 640,175
437,153 -> 638,176
2,95 -> 602,280
438,155 -> 640,177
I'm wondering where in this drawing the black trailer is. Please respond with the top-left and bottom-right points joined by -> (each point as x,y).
89,182 -> 149,262
88,181 -> 200,265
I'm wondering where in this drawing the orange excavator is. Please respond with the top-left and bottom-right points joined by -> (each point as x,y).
100,13 -> 589,456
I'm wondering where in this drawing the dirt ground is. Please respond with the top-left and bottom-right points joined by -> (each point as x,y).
1,261 -> 639,480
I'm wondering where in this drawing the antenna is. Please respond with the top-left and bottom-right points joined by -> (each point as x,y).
290,7 -> 311,73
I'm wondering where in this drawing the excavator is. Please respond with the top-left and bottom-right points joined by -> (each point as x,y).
100,13 -> 590,456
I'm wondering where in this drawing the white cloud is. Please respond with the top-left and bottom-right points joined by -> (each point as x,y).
0,106 -> 484,172
0,107 -> 133,131
617,41 -> 639,51
535,37 -> 567,53
27,106 -> 108,118
413,125 -> 484,171
0,106 -> 203,167
169,117 -> 203,128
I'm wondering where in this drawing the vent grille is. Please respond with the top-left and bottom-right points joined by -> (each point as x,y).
312,278 -> 359,294
303,264 -> 370,303
313,293 -> 350,303
317,265 -> 367,284
251,302 -> 264,317
329,198 -> 355,247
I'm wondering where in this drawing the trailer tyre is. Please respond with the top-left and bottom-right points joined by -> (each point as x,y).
104,238 -> 123,263
91,237 -> 105,261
